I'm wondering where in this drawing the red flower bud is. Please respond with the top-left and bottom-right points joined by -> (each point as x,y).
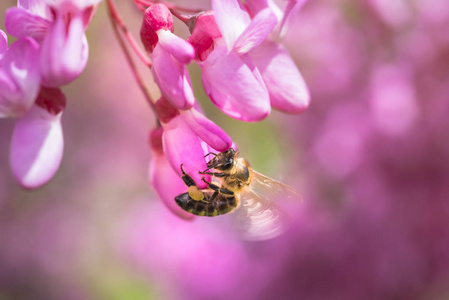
140,4 -> 174,52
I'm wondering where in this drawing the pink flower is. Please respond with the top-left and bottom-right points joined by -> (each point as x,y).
246,0 -> 308,36
2,0 -> 101,189
249,40 -> 310,113
246,0 -> 310,113
0,32 -> 41,118
5,0 -> 101,87
154,97 -> 232,189
187,12 -> 221,62
189,0 -> 278,121
10,86 -> 66,189
148,97 -> 232,218
0,31 -> 64,189
149,127 -> 195,220
140,4 -> 195,110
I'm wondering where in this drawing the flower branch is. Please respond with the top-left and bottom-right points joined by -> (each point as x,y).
106,0 -> 156,112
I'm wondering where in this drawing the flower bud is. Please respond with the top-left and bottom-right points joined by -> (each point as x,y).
149,127 -> 164,154
35,86 -> 67,115
140,4 -> 174,52
187,11 -> 221,61
154,97 -> 180,123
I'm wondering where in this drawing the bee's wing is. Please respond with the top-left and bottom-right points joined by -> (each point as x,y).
250,170 -> 303,202
232,170 -> 302,241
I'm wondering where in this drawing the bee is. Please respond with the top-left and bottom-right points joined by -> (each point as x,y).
175,164 -> 239,217
175,148 -> 302,240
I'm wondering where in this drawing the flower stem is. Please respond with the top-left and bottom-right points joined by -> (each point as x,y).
107,0 -> 151,68
170,9 -> 191,26
106,0 -> 156,112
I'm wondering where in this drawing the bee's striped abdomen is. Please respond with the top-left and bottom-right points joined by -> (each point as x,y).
175,192 -> 237,217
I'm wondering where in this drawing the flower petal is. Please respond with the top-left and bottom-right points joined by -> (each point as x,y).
0,30 -> 7,57
233,8 -> 278,54
5,7 -> 51,42
17,0 -> 50,19
162,114 -> 209,189
10,104 -> 64,189
246,0 -> 283,21
149,153 -> 195,220
157,30 -> 194,64
277,0 -> 308,38
140,3 -> 173,52
46,0 -> 102,10
0,37 -> 41,118
151,45 -> 195,110
184,109 -> 232,151
40,11 -> 88,87
250,41 -> 310,113
212,0 -> 250,50
187,11 -> 222,61
201,45 -> 270,121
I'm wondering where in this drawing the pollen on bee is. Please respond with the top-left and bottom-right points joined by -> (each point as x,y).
188,186 -> 204,201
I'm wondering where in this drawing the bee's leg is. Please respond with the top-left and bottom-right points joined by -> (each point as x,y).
180,164 -> 197,187
200,161 -> 225,173
208,190 -> 219,202
180,164 -> 204,201
199,166 -> 213,173
204,152 -> 217,158
198,170 -> 226,178
201,178 -> 234,197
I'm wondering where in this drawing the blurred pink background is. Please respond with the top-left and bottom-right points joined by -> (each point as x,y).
1,0 -> 449,299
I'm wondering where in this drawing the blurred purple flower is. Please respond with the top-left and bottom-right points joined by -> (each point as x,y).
119,199 -> 253,300
0,199 -> 89,299
140,4 -> 195,110
5,0 -> 100,87
369,64 -> 418,136
313,103 -> 369,179
0,32 -> 41,118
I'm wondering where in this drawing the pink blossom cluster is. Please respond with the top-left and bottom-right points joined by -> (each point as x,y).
0,0 -> 310,210
140,0 -> 309,217
0,0 -> 101,188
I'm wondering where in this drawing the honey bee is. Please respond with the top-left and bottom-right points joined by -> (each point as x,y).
175,148 -> 302,240
175,164 -> 239,217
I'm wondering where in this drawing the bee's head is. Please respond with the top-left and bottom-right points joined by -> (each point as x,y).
208,148 -> 236,171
